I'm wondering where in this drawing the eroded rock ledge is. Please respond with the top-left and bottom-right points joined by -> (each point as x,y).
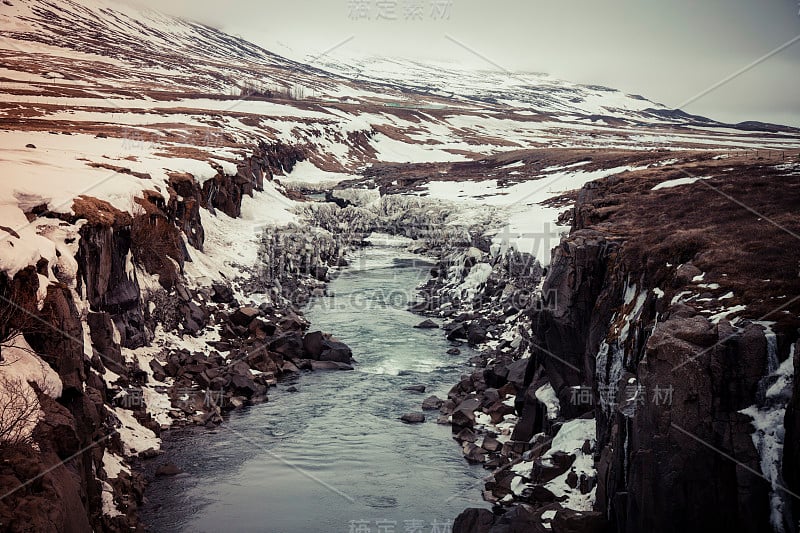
415,169 -> 800,532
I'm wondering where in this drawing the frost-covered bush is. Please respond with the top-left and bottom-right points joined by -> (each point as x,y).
255,191 -> 512,308
0,373 -> 40,448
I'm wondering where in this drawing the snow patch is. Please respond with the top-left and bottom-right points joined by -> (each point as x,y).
535,382 -> 561,420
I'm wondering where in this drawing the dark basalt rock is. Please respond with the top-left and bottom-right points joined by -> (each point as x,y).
451,397 -> 481,429
318,340 -> 352,363
211,282 -> 235,303
76,222 -> 147,349
551,509 -> 609,533
414,319 -> 439,329
302,330 -> 325,358
230,306 -> 260,327
467,322 -> 488,345
462,443 -> 487,463
310,360 -> 353,371
452,508 -> 495,533
154,463 -> 182,477
269,331 -> 304,356
87,311 -> 125,373
784,340 -> 800,523
400,412 -> 426,424
445,321 -> 468,341
167,173 -> 205,250
26,284 -> 87,396
482,436 -> 502,453
422,395 -> 444,410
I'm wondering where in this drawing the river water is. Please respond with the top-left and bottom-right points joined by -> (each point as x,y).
142,243 -> 489,532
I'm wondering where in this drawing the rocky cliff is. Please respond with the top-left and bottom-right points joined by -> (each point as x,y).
442,165 -> 800,532
0,141 -> 323,531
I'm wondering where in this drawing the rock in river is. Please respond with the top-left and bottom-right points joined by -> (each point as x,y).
155,463 -> 183,477
422,395 -> 444,410
400,412 -> 426,424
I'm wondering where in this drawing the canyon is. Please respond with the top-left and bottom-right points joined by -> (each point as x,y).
0,1 -> 799,532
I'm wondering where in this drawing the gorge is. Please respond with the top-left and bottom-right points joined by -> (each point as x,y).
0,1 -> 799,532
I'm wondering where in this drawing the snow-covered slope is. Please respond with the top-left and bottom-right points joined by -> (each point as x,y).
1,0 -> 798,193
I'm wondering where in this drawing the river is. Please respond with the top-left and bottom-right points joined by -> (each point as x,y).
142,242 -> 489,532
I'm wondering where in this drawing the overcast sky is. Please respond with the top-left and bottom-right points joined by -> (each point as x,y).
124,0 -> 800,127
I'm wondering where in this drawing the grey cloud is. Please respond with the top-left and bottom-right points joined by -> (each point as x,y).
121,0 -> 800,126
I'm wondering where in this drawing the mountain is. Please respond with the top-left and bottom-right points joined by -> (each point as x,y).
1,0 -> 798,180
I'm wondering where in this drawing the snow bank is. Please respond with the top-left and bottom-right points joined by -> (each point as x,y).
651,176 -> 710,190
535,382 -> 561,420
740,335 -> 795,532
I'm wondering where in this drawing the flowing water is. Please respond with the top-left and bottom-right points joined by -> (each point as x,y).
142,244 -> 489,532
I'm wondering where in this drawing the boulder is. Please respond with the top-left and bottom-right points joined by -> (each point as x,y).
211,283 -> 234,304
414,319 -> 439,329
319,339 -> 352,363
402,384 -> 426,393
155,463 -> 182,477
302,331 -> 325,358
400,412 -> 426,424
505,358 -> 529,389
310,361 -> 353,371
482,436 -> 502,453
453,508 -> 495,533
551,509 -> 609,533
467,322 -> 488,345
279,311 -> 308,331
446,322 -> 468,341
269,331 -> 304,357
463,443 -> 487,463
248,319 -> 277,339
422,395 -> 444,410
455,427 -> 477,443
149,359 -> 167,382
532,453 -> 575,484
452,399 -> 479,429
230,306 -> 260,327
312,266 -> 329,282
282,361 -> 300,373
228,374 -> 260,398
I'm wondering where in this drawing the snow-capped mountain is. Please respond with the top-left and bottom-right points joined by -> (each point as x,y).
2,0 -> 798,183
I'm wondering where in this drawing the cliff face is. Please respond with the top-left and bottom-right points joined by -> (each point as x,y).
511,169 -> 800,532
534,230 -> 772,531
0,141 -> 308,531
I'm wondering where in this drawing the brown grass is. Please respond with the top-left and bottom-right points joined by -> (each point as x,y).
71,196 -> 132,227
578,161 -> 800,333
130,197 -> 184,289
